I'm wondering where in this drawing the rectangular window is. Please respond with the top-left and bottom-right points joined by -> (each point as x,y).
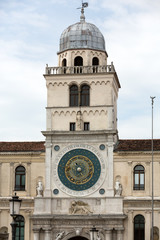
84,122 -> 90,131
70,122 -> 75,131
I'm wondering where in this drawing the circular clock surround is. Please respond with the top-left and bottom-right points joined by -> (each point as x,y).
58,149 -> 101,191
54,144 -> 106,196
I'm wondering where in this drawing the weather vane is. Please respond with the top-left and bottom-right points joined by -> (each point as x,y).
77,1 -> 89,22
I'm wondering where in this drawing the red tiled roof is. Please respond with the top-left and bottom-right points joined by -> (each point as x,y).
0,139 -> 160,152
114,139 -> 160,152
0,142 -> 45,152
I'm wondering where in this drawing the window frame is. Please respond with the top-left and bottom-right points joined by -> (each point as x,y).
133,165 -> 145,190
70,122 -> 76,131
15,215 -> 25,240
84,122 -> 90,131
134,214 -> 145,240
80,84 -> 90,106
69,85 -> 79,107
15,166 -> 26,191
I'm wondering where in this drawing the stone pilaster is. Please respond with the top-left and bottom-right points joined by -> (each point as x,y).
44,141 -> 52,197
116,230 -> 123,240
46,109 -> 52,131
33,229 -> 40,240
107,142 -> 114,194
127,161 -> 132,196
10,162 -> 14,195
112,230 -> 116,240
127,210 -> 133,240
105,230 -> 112,240
145,211 -> 151,240
27,162 -> 31,196
44,229 -> 51,240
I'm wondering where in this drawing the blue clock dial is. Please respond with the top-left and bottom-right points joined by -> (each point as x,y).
58,149 -> 101,191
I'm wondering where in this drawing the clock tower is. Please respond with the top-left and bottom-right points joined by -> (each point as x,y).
33,6 -> 125,240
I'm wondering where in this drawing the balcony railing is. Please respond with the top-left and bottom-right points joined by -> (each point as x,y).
45,63 -> 115,75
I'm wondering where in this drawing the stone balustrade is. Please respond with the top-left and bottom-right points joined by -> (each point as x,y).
45,63 -> 115,75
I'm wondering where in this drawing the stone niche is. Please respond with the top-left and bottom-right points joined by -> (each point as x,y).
0,227 -> 9,240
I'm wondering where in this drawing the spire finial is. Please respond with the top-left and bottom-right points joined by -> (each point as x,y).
78,1 -> 88,23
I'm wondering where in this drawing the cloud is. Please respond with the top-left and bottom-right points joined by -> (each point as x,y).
0,0 -> 160,140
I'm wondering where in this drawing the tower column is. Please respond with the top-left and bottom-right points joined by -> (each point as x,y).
116,230 -> 123,240
44,140 -> 52,197
44,229 -> 51,240
105,230 -> 112,240
107,141 -> 114,195
33,229 -> 40,240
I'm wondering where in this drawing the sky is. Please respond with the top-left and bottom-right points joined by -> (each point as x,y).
0,0 -> 160,141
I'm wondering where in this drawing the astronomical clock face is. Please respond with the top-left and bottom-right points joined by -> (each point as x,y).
54,145 -> 106,196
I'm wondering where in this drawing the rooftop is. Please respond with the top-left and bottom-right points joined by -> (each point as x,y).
0,141 -> 45,152
114,139 -> 160,152
0,140 -> 160,152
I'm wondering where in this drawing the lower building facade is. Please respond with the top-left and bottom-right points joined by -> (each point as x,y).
0,139 -> 160,240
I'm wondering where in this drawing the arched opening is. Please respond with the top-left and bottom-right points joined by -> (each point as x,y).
74,56 -> 83,66
92,57 -> 99,66
69,237 -> 88,240
92,57 -> 99,73
80,85 -> 90,106
62,58 -> 67,67
134,215 -> 145,240
70,85 -> 78,106
74,56 -> 83,73
62,59 -> 67,74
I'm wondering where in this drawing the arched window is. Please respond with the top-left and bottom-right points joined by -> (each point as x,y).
74,56 -> 83,74
80,85 -> 90,106
15,166 -> 26,191
15,215 -> 24,240
134,165 -> 145,190
62,58 -> 67,67
74,56 -> 83,66
92,57 -> 99,73
134,215 -> 145,240
70,85 -> 78,106
62,59 -> 67,74
92,57 -> 99,66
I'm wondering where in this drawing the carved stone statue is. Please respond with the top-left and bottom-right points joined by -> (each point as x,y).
97,232 -> 102,240
70,201 -> 92,215
36,180 -> 43,197
76,111 -> 83,131
56,231 -> 65,240
114,180 -> 122,197
152,227 -> 159,240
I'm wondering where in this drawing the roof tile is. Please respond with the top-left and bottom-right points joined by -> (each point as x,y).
0,142 -> 45,152
114,139 -> 160,152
